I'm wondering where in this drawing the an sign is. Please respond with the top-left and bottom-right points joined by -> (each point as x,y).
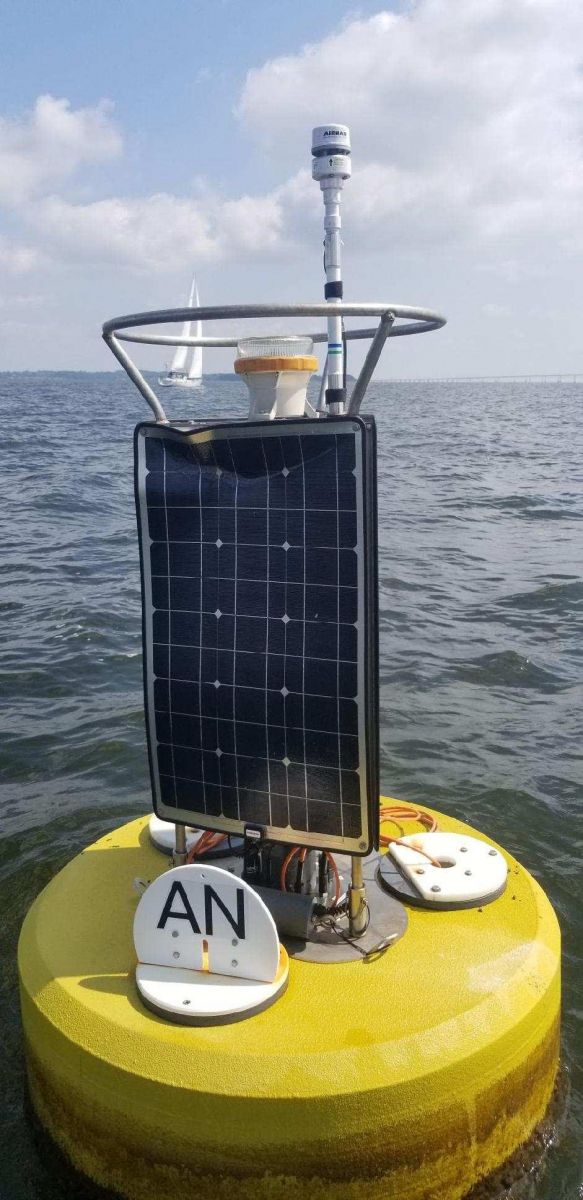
133,863 -> 280,983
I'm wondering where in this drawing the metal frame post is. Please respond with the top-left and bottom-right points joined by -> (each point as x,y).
348,312 -> 395,415
349,855 -> 368,938
173,824 -> 187,867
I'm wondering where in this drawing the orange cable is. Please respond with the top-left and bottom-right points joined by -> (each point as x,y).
379,805 -> 442,868
186,830 -> 228,862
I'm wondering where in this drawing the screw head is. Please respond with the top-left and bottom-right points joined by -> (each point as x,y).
431,885 -> 441,893
172,930 -> 179,938
183,998 -> 191,1006
173,951 -> 180,959
460,846 -> 468,853
415,867 -> 425,875
488,849 -> 497,856
232,938 -> 238,947
464,870 -> 472,876
231,959 -> 238,967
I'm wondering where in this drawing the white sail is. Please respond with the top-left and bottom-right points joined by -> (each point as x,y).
159,272 -> 203,386
169,274 -> 196,373
188,275 -> 203,381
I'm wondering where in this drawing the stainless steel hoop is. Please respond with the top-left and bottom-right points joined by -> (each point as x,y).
102,302 -> 446,422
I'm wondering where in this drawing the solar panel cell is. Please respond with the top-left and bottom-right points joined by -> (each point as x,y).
135,416 -> 378,855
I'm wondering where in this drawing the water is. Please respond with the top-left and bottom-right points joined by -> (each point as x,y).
0,372 -> 581,1198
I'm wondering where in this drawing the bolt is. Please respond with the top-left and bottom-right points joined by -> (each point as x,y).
173,951 -> 180,959
172,930 -> 179,938
231,959 -> 238,967
431,885 -> 441,893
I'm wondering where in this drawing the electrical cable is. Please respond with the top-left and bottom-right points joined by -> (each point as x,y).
294,848 -> 307,893
379,805 -> 442,868
185,830 -> 228,862
280,846 -> 341,906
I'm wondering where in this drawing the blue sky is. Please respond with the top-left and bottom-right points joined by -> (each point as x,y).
0,1 -> 380,193
1,0 -> 582,375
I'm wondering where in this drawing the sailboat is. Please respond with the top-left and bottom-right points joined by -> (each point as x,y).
158,273 -> 203,387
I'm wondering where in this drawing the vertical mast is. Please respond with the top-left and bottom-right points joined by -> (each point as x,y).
170,273 -> 196,374
311,125 -> 352,414
188,274 -> 203,380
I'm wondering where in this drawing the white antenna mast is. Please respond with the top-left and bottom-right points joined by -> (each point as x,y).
311,124 -> 352,413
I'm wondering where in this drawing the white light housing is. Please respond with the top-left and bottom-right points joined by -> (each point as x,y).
235,336 -> 317,421
237,335 -> 314,359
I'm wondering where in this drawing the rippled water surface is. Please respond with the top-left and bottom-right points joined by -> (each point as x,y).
0,373 -> 581,1198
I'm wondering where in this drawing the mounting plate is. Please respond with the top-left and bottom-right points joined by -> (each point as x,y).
379,833 -> 508,910
202,851 -> 408,963
136,948 -> 289,1025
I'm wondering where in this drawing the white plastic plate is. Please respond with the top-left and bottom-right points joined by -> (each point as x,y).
387,832 -> 507,906
136,949 -> 289,1025
149,815 -> 204,855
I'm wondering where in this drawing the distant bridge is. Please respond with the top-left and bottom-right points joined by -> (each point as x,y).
385,373 -> 583,383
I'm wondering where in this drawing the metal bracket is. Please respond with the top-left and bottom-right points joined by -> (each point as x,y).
102,302 -> 446,421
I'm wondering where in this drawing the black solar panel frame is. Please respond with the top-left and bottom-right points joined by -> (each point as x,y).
135,416 -> 379,856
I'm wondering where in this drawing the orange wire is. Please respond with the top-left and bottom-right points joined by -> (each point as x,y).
379,805 -> 442,867
186,830 -> 228,862
279,846 -> 305,890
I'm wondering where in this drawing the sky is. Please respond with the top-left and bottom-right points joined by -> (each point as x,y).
1,0 -> 582,377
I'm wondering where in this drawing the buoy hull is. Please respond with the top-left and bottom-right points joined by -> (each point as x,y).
18,806 -> 561,1200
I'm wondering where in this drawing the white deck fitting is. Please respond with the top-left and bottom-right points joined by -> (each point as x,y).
149,815 -> 204,855
134,863 -> 287,1024
136,959 -> 288,1024
388,832 -> 508,906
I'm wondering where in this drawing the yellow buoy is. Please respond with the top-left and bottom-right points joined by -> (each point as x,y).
18,801 -> 560,1200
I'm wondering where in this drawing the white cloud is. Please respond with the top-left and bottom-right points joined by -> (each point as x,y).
238,0 -> 583,247
4,3 -> 583,282
23,174 -> 312,272
0,235 -> 41,274
30,193 -> 217,271
482,302 -> 511,318
0,94 -> 121,205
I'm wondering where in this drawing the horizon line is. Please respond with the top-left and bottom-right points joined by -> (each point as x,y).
1,369 -> 582,382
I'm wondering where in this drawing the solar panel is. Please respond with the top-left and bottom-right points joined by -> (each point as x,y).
135,417 -> 378,855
